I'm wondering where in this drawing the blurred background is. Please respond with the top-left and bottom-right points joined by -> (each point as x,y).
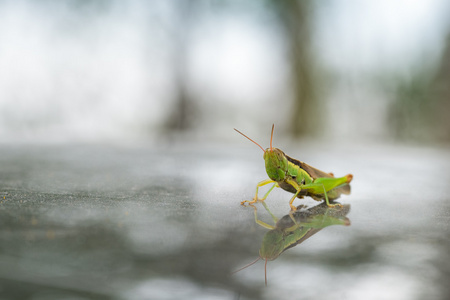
1,0 -> 449,145
2,1 -> 450,299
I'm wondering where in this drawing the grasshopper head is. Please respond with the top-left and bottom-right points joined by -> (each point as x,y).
264,123 -> 287,181
259,229 -> 285,261
258,229 -> 285,286
233,227 -> 285,287
234,124 -> 287,181
263,148 -> 288,181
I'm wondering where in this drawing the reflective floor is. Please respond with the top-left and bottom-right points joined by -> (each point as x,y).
0,142 -> 449,300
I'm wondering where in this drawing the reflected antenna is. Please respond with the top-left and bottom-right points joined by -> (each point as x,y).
231,257 -> 262,275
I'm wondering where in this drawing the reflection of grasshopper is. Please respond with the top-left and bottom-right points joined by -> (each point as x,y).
234,202 -> 350,286
235,125 -> 353,210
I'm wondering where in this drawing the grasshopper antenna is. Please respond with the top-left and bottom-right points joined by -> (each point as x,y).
270,124 -> 274,151
231,257 -> 262,275
234,128 -> 265,152
265,258 -> 268,286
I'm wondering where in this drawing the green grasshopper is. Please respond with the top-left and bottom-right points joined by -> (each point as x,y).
233,202 -> 351,286
234,125 -> 353,210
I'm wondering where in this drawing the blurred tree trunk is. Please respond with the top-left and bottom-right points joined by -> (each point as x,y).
274,0 -> 319,138
164,0 -> 196,132
431,33 -> 450,141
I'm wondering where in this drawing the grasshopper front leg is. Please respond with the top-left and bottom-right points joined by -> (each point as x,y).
241,179 -> 277,206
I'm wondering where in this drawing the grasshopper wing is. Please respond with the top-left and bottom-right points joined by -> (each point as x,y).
281,228 -> 323,254
297,160 -> 334,179
285,155 -> 333,179
285,155 -> 351,195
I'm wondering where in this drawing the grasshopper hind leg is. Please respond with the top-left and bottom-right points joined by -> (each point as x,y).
320,183 -> 343,208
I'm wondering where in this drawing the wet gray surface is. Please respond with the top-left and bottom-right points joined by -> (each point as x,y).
0,142 -> 449,300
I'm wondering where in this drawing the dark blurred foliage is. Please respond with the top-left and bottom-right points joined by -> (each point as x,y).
388,32 -> 450,142
430,33 -> 450,142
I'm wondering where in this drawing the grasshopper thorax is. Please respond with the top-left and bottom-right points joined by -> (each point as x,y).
263,148 -> 288,182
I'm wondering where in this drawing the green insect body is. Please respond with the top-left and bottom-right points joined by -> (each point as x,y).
259,223 -> 312,261
234,125 -> 353,210
233,202 -> 351,286
259,203 -> 351,261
